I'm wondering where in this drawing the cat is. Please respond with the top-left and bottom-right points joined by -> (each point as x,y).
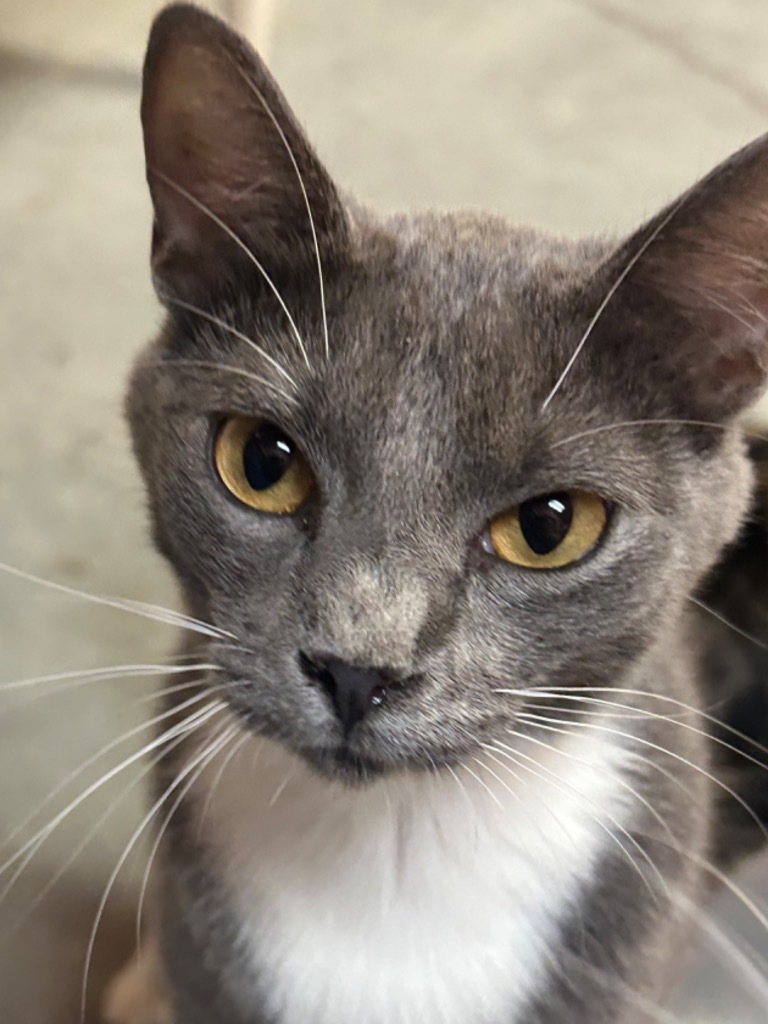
104,4 -> 768,1022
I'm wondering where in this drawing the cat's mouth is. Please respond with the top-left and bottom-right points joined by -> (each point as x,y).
293,735 -> 420,785
319,745 -> 384,785
222,668 -> 502,786
296,733 -> 482,787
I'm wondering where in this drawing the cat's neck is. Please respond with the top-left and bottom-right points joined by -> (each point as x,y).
184,718 -> 635,1024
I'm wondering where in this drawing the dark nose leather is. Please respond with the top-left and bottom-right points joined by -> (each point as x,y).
300,653 -> 391,734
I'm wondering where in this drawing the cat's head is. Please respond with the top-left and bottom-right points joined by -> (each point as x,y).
129,4 -> 768,784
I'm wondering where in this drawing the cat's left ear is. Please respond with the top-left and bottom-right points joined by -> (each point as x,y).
141,4 -> 348,300
592,133 -> 768,420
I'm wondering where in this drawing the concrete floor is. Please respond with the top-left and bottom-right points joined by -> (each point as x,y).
1,1 -> 768,1021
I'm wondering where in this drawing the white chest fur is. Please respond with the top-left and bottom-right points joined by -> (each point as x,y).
193,724 -> 632,1024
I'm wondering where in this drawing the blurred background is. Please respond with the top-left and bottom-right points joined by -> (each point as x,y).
1,1 -> 768,1021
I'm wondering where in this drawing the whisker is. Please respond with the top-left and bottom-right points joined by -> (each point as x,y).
144,357 -> 297,405
505,715 -> 710,824
195,729 -> 250,836
561,950 -> 700,1024
541,196 -> 687,411
269,770 -> 293,808
0,704 -> 224,918
157,290 -> 299,387
0,686 -> 222,857
524,696 -> 768,801
628,830 -> 768,996
0,561 -> 234,640
137,678 -> 231,705
460,760 -> 504,809
237,68 -> 331,361
0,727 -> 192,940
469,753 -> 523,806
495,717 -> 768,986
0,699 -> 226,881
479,744 -> 599,875
483,740 -> 664,899
516,711 -> 768,845
523,697 -> 768,772
443,762 -> 476,816
701,290 -> 757,332
550,418 -> 764,449
509,685 -> 768,765
137,725 -> 246,952
690,595 -> 768,651
688,849 -> 768,937
149,168 -> 312,370
0,661 -> 219,695
79,719 -> 236,1024
681,899 -> 768,1012
733,289 -> 768,325
500,729 -> 678,848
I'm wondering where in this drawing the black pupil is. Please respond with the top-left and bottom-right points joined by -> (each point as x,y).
242,424 -> 294,491
519,493 -> 573,555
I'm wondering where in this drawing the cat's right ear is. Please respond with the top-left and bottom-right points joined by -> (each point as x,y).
587,132 -> 768,421
141,3 -> 348,300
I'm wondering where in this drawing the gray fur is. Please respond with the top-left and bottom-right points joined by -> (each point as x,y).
119,4 -> 768,1022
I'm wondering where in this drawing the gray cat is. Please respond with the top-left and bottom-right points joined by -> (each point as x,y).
104,4 -> 768,1023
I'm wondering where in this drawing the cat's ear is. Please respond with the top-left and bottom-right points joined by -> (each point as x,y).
593,134 -> 768,420
141,3 -> 348,299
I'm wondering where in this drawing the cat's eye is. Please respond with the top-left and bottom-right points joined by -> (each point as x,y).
214,417 -> 315,514
487,491 -> 609,569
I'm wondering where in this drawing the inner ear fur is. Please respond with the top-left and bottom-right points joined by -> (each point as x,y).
590,132 -> 768,420
141,3 -> 348,298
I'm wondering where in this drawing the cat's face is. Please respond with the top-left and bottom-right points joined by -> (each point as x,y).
129,5 -> 767,783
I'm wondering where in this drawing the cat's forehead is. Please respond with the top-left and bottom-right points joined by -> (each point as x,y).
235,213 -> 617,506
358,210 -> 606,324
308,212 -> 609,430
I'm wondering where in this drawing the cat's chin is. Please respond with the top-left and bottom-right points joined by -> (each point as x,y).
306,746 -> 388,786
295,741 -> 451,788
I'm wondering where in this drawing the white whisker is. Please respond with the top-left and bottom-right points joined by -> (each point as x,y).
550,418 -> 756,449
0,561 -> 234,640
681,899 -> 768,1011
506,715 -> 710,829
484,739 -> 663,899
0,687 -> 222,858
461,760 -> 504,809
150,168 -> 312,370
0,699 -> 226,882
143,357 -> 297,404
238,68 -> 331,361
137,678 -> 231,705
541,195 -> 688,412
517,711 -> 768,845
469,752 -> 523,805
0,661 -> 219,695
501,728 -> 678,848
79,719 -> 236,1024
443,762 -> 475,816
157,291 -> 298,387
269,770 -> 293,808
701,290 -> 757,332
137,724 -> 244,952
509,684 -> 768,764
690,595 -> 768,651
566,952 -> 699,1024
2,728 -> 192,939
195,729 -> 250,836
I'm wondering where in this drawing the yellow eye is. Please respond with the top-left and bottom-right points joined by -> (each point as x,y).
488,491 -> 609,569
214,417 -> 315,514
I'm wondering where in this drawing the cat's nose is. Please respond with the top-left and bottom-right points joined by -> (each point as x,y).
299,652 -> 395,735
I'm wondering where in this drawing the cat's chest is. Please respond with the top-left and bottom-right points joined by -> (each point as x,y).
194,729 -> 631,1024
